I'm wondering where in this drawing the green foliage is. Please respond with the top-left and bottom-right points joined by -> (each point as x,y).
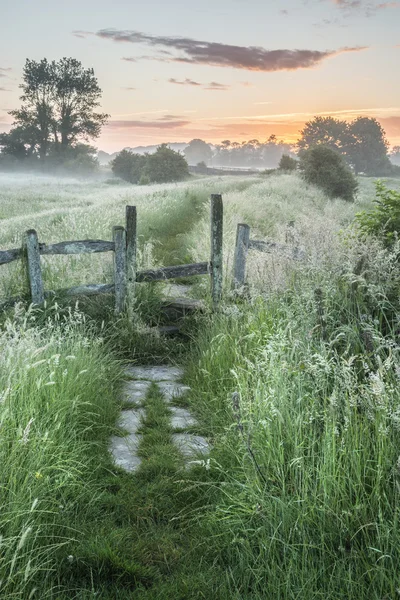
110,150 -> 147,183
278,153 -> 298,171
144,144 -> 189,183
0,307 -> 120,598
3,57 -> 108,166
184,139 -> 213,166
299,145 -> 358,201
356,181 -> 400,247
298,115 -> 392,176
111,145 -> 189,185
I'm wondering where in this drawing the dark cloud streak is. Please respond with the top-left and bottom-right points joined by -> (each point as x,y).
96,28 -> 367,72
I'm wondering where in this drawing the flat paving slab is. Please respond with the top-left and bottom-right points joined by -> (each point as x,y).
117,409 -> 145,434
172,433 -> 210,458
122,380 -> 151,404
157,382 -> 191,402
124,365 -> 184,382
109,434 -> 141,472
170,407 -> 197,429
163,284 -> 192,298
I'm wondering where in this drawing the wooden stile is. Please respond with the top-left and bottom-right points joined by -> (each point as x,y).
25,229 -> 44,305
210,194 -> 223,308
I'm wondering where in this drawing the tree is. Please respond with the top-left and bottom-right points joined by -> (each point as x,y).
111,145 -> 189,184
9,59 -> 56,160
7,57 -> 108,162
297,115 -> 392,176
144,145 -> 189,183
184,139 -> 213,166
347,117 -> 392,175
297,116 -> 351,155
111,150 -> 147,183
279,154 -> 298,171
299,146 -> 358,202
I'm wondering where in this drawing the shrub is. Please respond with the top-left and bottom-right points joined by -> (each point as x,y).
144,144 -> 189,183
111,145 -> 189,184
299,145 -> 358,202
110,149 -> 146,183
356,181 -> 400,247
279,154 -> 297,171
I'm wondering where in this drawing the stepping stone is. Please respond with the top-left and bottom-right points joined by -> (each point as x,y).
157,382 -> 191,402
117,408 -> 145,434
109,434 -> 141,473
172,434 -> 210,458
124,365 -> 184,382
170,407 -> 197,429
162,284 -> 192,298
122,380 -> 151,403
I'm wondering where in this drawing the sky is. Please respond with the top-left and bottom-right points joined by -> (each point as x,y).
0,0 -> 399,152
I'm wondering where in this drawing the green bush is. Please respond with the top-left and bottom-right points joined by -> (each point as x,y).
110,149 -> 146,183
111,145 -> 189,184
356,181 -> 400,247
144,144 -> 189,183
299,145 -> 358,202
279,154 -> 297,171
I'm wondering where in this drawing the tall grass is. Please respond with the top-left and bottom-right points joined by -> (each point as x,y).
182,234 -> 400,599
0,304 -> 121,598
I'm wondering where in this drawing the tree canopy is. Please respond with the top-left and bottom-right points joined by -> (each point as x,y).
111,145 -> 189,184
1,57 -> 108,166
184,139 -> 213,166
297,116 -> 392,176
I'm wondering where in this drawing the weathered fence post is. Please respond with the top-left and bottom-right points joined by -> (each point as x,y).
210,194 -> 223,308
25,229 -> 44,304
232,223 -> 250,290
113,226 -> 127,313
125,206 -> 137,305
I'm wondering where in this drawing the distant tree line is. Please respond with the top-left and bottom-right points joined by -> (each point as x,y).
0,57 -> 108,173
183,136 -> 294,169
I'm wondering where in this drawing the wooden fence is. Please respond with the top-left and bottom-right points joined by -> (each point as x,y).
232,222 -> 305,289
0,194 -> 223,312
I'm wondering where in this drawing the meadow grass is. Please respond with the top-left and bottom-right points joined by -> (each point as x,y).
1,171 -> 400,598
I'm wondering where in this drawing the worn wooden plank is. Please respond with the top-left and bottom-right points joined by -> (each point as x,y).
126,206 -> 137,308
39,239 -> 114,255
136,262 -> 209,282
232,223 -> 250,289
0,248 -> 22,265
210,194 -> 223,308
113,226 -> 127,313
125,206 -> 137,283
249,239 -> 306,260
25,229 -> 44,304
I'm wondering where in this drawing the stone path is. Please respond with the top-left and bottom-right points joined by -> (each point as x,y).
109,365 -> 210,473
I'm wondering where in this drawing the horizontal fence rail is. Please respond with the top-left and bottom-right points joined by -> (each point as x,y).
0,197 -> 223,313
136,262 -> 210,283
232,222 -> 305,289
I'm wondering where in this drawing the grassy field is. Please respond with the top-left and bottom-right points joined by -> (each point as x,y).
1,171 -> 400,598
